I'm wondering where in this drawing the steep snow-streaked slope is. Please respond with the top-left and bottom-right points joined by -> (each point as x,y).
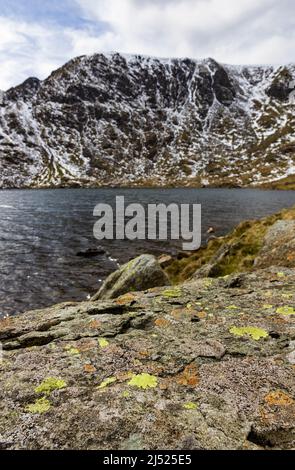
0,53 -> 294,188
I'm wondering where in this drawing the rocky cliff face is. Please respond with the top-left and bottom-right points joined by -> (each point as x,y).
0,53 -> 295,188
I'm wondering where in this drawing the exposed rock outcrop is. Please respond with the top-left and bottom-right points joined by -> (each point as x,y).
0,267 -> 294,450
1,207 -> 295,450
167,206 -> 295,283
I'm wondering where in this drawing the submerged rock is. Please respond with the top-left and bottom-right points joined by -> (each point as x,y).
76,247 -> 106,258
92,254 -> 170,300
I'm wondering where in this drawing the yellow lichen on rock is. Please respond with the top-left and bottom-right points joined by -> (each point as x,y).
25,397 -> 51,414
230,326 -> 269,340
128,373 -> 158,389
35,377 -> 67,395
162,288 -> 182,298
98,338 -> 109,348
276,306 -> 295,316
98,377 -> 117,389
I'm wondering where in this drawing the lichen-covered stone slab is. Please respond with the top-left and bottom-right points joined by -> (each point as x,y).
0,267 -> 294,450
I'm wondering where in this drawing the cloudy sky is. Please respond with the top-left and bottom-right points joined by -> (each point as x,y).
0,0 -> 294,90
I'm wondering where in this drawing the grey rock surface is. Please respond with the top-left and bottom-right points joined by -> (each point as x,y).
0,266 -> 294,450
92,254 -> 171,300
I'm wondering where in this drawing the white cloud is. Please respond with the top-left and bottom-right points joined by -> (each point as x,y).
74,0 -> 295,63
0,0 -> 295,89
0,16 -> 73,89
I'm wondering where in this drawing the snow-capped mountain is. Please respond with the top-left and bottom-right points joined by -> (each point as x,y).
0,53 -> 294,188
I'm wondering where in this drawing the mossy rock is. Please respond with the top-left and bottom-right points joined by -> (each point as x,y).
92,254 -> 170,300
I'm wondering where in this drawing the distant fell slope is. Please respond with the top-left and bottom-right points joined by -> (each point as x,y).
0,53 -> 294,188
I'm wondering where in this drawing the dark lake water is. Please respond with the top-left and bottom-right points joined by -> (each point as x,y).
1,187 -> 295,317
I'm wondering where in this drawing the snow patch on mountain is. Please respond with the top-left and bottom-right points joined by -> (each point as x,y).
0,53 -> 294,188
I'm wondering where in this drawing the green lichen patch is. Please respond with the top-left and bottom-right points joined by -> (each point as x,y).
98,338 -> 109,348
276,306 -> 295,316
97,377 -> 117,389
162,288 -> 182,298
166,206 -> 295,283
183,402 -> 198,410
35,377 -> 67,395
25,397 -> 51,414
128,373 -> 158,389
67,347 -> 80,356
229,326 -> 269,341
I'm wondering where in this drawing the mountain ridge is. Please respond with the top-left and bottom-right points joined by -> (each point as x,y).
0,52 -> 294,188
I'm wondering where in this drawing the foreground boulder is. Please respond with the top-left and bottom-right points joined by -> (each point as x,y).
166,206 -> 295,283
191,217 -> 295,278
0,266 -> 295,450
92,254 -> 170,300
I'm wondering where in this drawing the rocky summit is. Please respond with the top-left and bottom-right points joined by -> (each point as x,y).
0,53 -> 295,189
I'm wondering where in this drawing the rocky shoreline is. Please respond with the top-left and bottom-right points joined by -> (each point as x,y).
0,207 -> 294,450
